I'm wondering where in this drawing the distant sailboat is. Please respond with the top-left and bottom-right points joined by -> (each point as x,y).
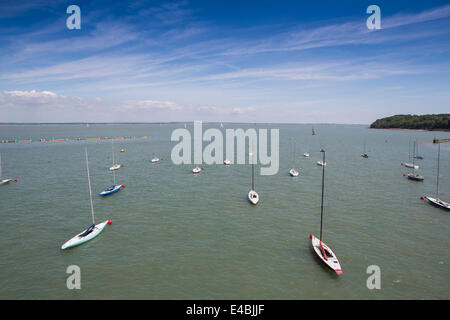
192,166 -> 201,174
312,127 -> 316,135
109,140 -> 121,171
248,152 -> 259,205
361,141 -> 368,158
100,142 -> 124,196
289,138 -> 299,177
407,141 -> 424,181
62,147 -> 111,250
401,138 -> 419,169
0,153 -> 16,185
413,141 -> 424,160
424,143 -> 449,210
309,149 -> 342,275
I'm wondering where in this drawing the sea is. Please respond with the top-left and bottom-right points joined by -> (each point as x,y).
0,123 -> 449,299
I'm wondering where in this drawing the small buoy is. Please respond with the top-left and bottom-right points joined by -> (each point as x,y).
121,164 -> 124,167
120,149 -> 124,152
161,157 -> 164,160
201,168 -> 204,170
420,196 -> 424,200
309,234 -> 313,239
108,220 -> 112,225
14,179 -> 17,182
403,173 -> 406,176
122,184 -> 125,188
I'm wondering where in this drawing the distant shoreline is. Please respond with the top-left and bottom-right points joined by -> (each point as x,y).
370,127 -> 450,133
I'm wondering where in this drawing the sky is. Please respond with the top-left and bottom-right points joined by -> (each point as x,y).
0,0 -> 449,124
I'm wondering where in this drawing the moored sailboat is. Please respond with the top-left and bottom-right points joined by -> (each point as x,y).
309,149 -> 342,275
248,152 -> 259,205
423,143 -> 449,210
62,147 -> 111,250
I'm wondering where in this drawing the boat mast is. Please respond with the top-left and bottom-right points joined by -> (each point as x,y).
85,147 -> 95,224
320,149 -> 325,241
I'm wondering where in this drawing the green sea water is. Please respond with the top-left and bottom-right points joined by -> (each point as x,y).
0,123 -> 449,299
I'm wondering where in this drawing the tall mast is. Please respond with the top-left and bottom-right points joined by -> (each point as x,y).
320,149 -> 325,241
436,143 -> 440,198
111,140 -> 115,165
85,147 -> 95,224
0,153 -> 2,178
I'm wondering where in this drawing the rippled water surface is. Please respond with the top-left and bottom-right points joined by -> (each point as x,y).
0,123 -> 449,299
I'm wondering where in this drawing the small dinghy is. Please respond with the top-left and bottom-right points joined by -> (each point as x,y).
289,168 -> 299,177
192,167 -> 201,174
224,159 -> 232,165
151,157 -> 160,163
310,234 -> 342,275
303,152 -> 310,157
361,153 -> 368,158
62,147 -> 111,250
317,160 -> 326,166
98,184 -> 123,196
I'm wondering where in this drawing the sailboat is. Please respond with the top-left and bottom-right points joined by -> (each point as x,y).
309,149 -> 342,275
0,153 -> 16,185
424,143 -> 450,210
407,141 -> 424,181
99,143 -> 124,196
413,141 -> 424,160
312,127 -> 316,135
192,166 -> 201,174
361,140 -> 368,158
248,152 -> 259,205
151,153 -> 160,163
61,147 -> 111,250
401,138 -> 419,169
109,140 -> 121,171
289,138 -> 299,177
223,159 -> 232,165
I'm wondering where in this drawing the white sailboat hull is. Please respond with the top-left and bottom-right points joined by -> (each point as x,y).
0,179 -> 13,185
401,162 -> 419,170
192,167 -> 201,174
424,196 -> 450,211
224,159 -> 232,165
289,169 -> 299,177
310,234 -> 342,275
317,161 -> 326,166
248,190 -> 259,205
151,158 -> 160,163
109,164 -> 121,171
303,153 -> 310,157
61,220 -> 109,250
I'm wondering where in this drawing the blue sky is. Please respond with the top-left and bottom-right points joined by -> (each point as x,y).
0,0 -> 449,123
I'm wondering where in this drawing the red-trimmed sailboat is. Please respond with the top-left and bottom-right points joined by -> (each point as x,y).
309,149 -> 342,275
